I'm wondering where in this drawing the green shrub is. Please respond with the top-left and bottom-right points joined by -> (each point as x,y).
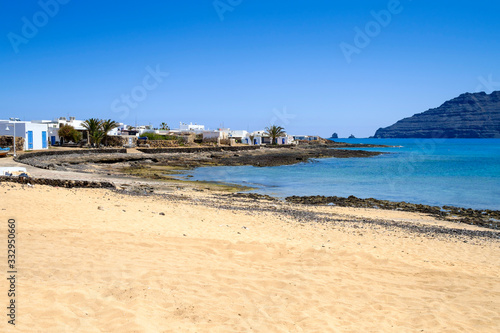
140,132 -> 179,141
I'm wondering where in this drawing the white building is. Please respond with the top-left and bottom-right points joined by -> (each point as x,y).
202,130 -> 228,141
247,130 -> 293,145
0,120 -> 49,150
228,130 -> 248,139
107,123 -> 127,136
179,122 -> 205,133
293,135 -> 319,141
32,117 -> 87,145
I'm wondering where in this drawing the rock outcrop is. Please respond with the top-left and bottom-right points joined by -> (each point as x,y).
373,91 -> 500,138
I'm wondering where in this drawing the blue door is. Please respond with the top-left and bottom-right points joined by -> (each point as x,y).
42,131 -> 47,148
282,138 -> 285,144
51,136 -> 56,146
27,131 -> 33,149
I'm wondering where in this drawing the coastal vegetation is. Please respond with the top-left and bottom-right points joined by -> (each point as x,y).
140,132 -> 179,141
82,118 -> 119,147
101,119 -> 119,146
58,124 -> 82,143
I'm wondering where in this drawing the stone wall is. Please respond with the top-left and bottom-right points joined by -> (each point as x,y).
0,136 -> 25,152
137,146 -> 262,154
15,148 -> 127,161
106,136 -> 138,147
0,176 -> 115,189
142,140 -> 181,148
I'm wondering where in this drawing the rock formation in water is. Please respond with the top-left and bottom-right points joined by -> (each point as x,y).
373,91 -> 500,138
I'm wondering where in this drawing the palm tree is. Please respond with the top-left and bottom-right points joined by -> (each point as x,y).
101,119 -> 119,146
265,125 -> 286,145
160,122 -> 170,130
90,130 -> 105,147
82,118 -> 104,147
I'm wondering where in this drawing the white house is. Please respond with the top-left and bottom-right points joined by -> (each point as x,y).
107,123 -> 127,136
293,135 -> 319,141
247,130 -> 293,145
32,117 -> 87,145
202,130 -> 228,141
228,130 -> 249,141
178,122 -> 205,133
0,120 -> 49,150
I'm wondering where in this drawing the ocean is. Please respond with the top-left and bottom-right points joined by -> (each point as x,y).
184,139 -> 500,210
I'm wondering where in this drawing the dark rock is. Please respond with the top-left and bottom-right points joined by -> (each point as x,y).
285,194 -> 500,230
373,91 -> 500,138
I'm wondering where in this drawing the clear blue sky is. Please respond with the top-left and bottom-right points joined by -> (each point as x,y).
1,0 -> 499,137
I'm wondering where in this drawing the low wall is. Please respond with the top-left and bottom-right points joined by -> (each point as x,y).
136,146 -> 262,154
15,148 -> 127,161
106,136 -> 138,147
141,140 -> 181,148
0,136 -> 24,152
0,176 -> 115,189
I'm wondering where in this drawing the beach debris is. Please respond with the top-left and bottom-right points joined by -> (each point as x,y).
98,206 -> 104,211
159,212 -> 165,216
242,226 -> 248,230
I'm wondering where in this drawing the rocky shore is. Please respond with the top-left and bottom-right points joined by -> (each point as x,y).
8,142 -> 500,232
16,144 -> 385,171
285,195 -> 500,230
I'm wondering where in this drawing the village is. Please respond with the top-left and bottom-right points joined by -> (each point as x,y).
0,117 -> 320,153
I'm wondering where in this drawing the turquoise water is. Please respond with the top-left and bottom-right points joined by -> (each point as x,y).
185,139 -> 500,210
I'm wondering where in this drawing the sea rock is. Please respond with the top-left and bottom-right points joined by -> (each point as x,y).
373,91 -> 500,138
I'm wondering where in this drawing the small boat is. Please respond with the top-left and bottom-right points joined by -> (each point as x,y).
0,147 -> 10,157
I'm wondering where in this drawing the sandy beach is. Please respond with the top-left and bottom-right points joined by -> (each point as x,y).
1,178 -> 499,332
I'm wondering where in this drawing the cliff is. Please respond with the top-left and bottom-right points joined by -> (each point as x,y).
373,91 -> 500,138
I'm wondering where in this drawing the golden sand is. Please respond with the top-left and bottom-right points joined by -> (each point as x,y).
0,182 -> 499,332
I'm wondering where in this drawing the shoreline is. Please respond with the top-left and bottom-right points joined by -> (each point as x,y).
2,142 -> 499,230
1,172 -> 499,232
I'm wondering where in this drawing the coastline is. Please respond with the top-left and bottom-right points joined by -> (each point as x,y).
3,142 -> 499,229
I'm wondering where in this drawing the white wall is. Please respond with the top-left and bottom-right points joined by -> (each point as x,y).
0,121 -> 49,150
228,130 -> 249,138
24,122 -> 49,150
179,122 -> 205,133
202,131 -> 227,140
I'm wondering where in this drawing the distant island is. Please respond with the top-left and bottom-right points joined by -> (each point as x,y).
372,91 -> 500,138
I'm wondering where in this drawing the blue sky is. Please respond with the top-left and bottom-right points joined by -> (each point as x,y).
1,0 -> 499,137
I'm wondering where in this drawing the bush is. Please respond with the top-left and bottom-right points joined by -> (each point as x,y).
58,125 -> 82,143
140,132 -> 180,141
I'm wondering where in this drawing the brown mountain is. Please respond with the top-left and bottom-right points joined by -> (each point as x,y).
373,91 -> 500,138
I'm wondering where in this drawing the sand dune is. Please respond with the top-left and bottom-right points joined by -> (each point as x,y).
1,182 -> 499,332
